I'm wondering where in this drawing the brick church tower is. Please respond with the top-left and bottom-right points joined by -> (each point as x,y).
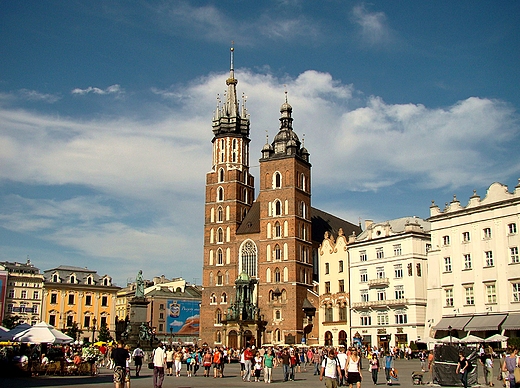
200,47 -> 255,345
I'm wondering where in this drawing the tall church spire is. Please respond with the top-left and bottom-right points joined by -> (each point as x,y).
225,46 -> 238,117
212,45 -> 250,138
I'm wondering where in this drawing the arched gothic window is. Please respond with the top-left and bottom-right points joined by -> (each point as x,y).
217,206 -> 223,222
274,268 -> 281,283
217,228 -> 224,243
274,200 -> 282,216
210,293 -> 217,304
274,172 -> 282,188
217,187 -> 224,202
221,293 -> 227,303
217,249 -> 223,265
274,222 -> 281,238
219,168 -> 225,182
215,309 -> 222,324
274,244 -> 281,261
240,240 -> 258,277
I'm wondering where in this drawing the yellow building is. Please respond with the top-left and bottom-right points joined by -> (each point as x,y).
41,265 -> 120,342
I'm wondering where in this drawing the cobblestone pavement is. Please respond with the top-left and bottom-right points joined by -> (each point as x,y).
1,358 -> 502,388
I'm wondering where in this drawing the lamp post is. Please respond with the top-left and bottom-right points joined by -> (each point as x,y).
448,325 -> 452,346
170,327 -> 173,343
92,317 -> 97,343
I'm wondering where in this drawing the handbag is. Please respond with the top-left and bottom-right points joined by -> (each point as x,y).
514,366 -> 520,382
148,362 -> 154,369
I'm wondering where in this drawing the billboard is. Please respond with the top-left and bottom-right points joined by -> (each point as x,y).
166,299 -> 200,336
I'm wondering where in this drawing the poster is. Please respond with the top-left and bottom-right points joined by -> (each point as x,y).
166,299 -> 200,336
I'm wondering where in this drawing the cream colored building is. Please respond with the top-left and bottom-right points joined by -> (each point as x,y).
349,217 -> 430,350
318,228 -> 351,346
1,260 -> 44,325
425,181 -> 520,340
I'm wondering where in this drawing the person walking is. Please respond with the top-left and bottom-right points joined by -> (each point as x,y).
313,348 -> 322,375
111,341 -> 130,388
337,347 -> 348,386
456,351 -> 470,388
243,346 -> 254,382
152,343 -> 166,388
346,348 -> 363,388
279,348 -> 291,382
132,345 -> 144,377
263,348 -> 275,384
502,347 -> 519,388
320,349 -> 342,388
384,351 -> 393,385
370,352 -> 380,385
485,351 -> 494,386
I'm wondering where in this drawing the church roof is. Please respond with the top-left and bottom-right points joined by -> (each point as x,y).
236,202 -> 261,234
310,207 -> 362,243
236,202 -> 362,243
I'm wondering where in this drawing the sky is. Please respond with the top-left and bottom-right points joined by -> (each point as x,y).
1,1 -> 519,287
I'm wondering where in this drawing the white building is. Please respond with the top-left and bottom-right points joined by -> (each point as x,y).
425,180 -> 520,341
349,217 -> 430,350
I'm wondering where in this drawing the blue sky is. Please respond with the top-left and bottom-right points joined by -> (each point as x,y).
1,1 -> 519,287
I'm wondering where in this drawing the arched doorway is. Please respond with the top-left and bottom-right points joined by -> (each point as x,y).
243,330 -> 255,348
228,330 -> 238,349
338,330 -> 347,346
324,331 -> 333,346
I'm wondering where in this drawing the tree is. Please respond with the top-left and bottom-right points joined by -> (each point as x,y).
97,320 -> 113,342
65,322 -> 82,341
2,315 -> 22,329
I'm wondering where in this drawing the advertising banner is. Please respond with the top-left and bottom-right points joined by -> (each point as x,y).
166,299 -> 200,336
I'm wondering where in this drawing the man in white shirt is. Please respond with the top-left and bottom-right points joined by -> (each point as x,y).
153,343 -> 166,388
132,345 -> 144,377
320,348 -> 342,388
336,347 -> 348,386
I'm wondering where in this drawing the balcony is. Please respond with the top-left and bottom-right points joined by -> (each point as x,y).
352,298 -> 408,309
368,277 -> 390,287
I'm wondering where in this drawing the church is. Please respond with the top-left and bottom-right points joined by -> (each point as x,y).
200,48 -> 361,348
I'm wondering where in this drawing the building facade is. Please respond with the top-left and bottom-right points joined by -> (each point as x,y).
200,49 -> 360,348
41,265 -> 120,341
426,181 -> 520,340
0,260 -> 44,325
348,217 -> 430,350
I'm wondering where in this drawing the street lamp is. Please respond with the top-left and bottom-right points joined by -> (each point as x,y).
92,318 -> 97,343
170,327 -> 173,343
448,325 -> 452,346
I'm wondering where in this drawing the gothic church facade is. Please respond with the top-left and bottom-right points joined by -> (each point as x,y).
200,49 -> 361,347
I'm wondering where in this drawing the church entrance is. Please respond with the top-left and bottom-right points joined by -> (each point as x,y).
228,330 -> 238,349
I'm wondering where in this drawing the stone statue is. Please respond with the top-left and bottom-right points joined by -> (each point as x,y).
135,270 -> 145,298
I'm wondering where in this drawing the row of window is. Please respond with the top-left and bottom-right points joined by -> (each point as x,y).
7,290 -> 40,299
49,293 -> 109,307
443,247 -> 519,272
443,282 -> 516,306
216,138 -> 246,166
7,303 -> 39,314
359,314 -> 408,326
358,244 -> 409,261
359,287 -> 405,302
442,223 -> 517,246
48,314 -> 107,329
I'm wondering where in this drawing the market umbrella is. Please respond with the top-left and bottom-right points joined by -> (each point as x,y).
417,336 -> 438,344
0,323 -> 31,341
12,321 -> 73,344
460,335 -> 484,343
437,336 -> 462,344
485,334 -> 508,342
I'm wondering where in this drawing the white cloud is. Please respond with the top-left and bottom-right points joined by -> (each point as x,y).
71,84 -> 124,96
18,89 -> 61,103
351,4 -> 392,45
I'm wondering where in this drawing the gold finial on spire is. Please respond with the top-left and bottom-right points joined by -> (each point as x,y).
284,84 -> 288,102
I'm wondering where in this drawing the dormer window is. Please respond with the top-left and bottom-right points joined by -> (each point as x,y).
70,275 -> 76,284
87,277 -> 92,285
103,278 -> 110,286
52,274 -> 59,282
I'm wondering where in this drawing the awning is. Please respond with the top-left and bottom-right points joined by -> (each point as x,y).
434,316 -> 472,331
465,314 -> 507,331
502,314 -> 520,330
